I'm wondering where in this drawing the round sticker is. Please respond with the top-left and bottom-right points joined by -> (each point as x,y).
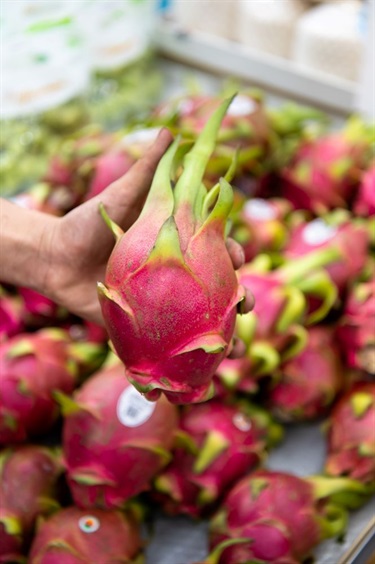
244,199 -> 277,221
302,219 -> 338,246
233,412 -> 252,432
78,515 -> 100,534
116,385 -> 156,428
121,127 -> 161,148
227,95 -> 256,117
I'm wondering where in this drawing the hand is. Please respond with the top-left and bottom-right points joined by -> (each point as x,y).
41,129 -> 254,325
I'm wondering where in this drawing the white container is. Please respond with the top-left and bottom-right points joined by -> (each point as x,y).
292,1 -> 364,82
235,0 -> 306,59
172,0 -> 238,41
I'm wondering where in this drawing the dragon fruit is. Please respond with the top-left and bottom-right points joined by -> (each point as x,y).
83,149 -> 135,201
280,118 -> 373,214
18,288 -> 69,329
284,216 -> 369,295
267,326 -> 343,421
9,183 -> 63,216
0,445 -> 62,562
214,356 -> 259,397
153,400 -> 282,518
0,286 -> 24,342
98,97 -> 247,404
29,506 -> 142,563
325,382 -> 375,487
0,328 -> 101,444
58,359 -> 179,509
354,164 -> 375,217
230,197 -> 292,262
337,276 -> 375,374
207,470 -> 371,564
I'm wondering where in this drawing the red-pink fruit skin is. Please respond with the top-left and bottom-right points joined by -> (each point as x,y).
0,331 -> 76,444
155,400 -> 266,517
0,294 -> 24,342
29,507 -> 142,564
268,327 -> 343,421
63,365 -> 179,509
84,151 -> 135,201
325,382 -> 375,485
354,165 -> 375,217
211,470 -> 322,563
0,446 -> 61,561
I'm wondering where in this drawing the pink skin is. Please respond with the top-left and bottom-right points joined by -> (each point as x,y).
84,151 -> 135,201
155,400 -> 267,517
214,357 -> 258,397
0,292 -> 24,342
325,382 -> 375,485
62,364 -> 179,509
18,287 -> 68,328
281,134 -> 364,213
354,165 -> 375,217
268,327 -> 343,421
211,470 -> 322,563
0,446 -> 62,560
284,220 -> 369,295
337,277 -> 375,373
29,507 -> 142,563
0,330 -> 77,444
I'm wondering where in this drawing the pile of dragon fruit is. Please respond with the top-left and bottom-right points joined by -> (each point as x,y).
1,91 -> 374,564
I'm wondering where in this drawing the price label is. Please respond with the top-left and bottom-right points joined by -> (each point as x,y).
78,516 -> 100,534
116,385 -> 156,428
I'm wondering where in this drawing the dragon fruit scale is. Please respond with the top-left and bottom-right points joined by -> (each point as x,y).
98,97 -> 246,404
354,164 -> 375,217
153,400 -> 282,518
0,445 -> 62,562
207,470 -> 370,564
29,506 -> 143,564
58,359 -> 179,509
0,285 -> 24,342
325,382 -> 375,487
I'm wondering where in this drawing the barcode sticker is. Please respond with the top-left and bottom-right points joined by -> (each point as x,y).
116,385 -> 156,428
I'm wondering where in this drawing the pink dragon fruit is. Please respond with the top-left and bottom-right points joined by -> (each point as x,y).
280,118 -> 373,214
0,286 -> 24,342
58,360 -> 179,509
29,506 -> 142,563
325,382 -> 375,487
98,97 -> 247,404
214,356 -> 259,397
0,445 -> 62,562
284,216 -> 369,295
267,326 -> 343,421
0,328 -> 98,444
9,183 -> 63,216
153,400 -> 282,518
18,288 -> 69,328
230,197 -> 292,262
207,470 -> 370,564
354,164 -> 375,217
337,276 -> 375,374
83,150 -> 135,201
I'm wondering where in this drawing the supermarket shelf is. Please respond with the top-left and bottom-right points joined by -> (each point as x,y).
154,22 -> 357,115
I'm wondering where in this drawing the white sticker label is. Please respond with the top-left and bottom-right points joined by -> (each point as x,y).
227,95 -> 256,117
78,516 -> 100,534
302,219 -> 338,246
233,412 -> 252,432
244,199 -> 277,221
116,385 -> 156,428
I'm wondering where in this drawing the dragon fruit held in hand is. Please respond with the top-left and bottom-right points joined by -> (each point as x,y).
0,329 -> 84,444
284,216 -> 369,295
58,360 -> 178,509
337,276 -> 375,375
29,506 -> 142,564
154,400 -> 282,518
98,97 -> 246,404
0,445 -> 62,562
354,164 -> 375,217
267,326 -> 343,421
325,382 -> 375,487
208,470 -> 369,564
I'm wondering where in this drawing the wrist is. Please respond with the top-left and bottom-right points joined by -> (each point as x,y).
0,199 -> 59,294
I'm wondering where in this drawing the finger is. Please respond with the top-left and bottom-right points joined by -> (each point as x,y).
226,238 -> 245,270
96,128 -> 174,229
242,286 -> 255,314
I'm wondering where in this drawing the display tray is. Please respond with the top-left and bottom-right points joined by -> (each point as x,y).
146,423 -> 375,564
154,20 -> 357,116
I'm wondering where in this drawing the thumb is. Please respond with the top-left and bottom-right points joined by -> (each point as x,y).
94,128 -> 174,230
